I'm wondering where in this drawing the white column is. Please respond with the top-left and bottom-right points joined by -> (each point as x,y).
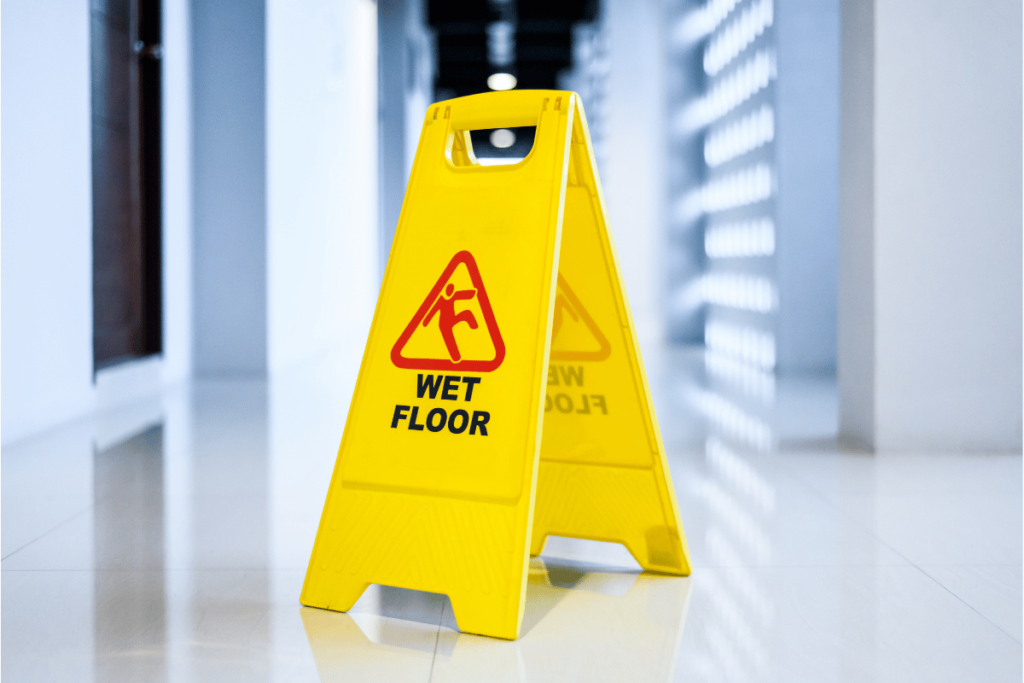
604,0 -> 666,349
0,0 -> 95,444
266,0 -> 378,373
839,0 -> 1023,451
161,0 -> 194,386
192,0 -> 268,376
774,0 -> 840,375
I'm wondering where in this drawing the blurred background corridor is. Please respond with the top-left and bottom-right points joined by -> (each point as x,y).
1,0 -> 1021,680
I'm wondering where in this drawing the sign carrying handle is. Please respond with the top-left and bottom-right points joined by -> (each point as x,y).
446,90 -> 558,130
430,91 -> 569,171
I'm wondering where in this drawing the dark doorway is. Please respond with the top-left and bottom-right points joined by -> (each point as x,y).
91,0 -> 163,370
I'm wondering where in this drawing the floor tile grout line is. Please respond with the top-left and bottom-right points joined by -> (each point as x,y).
706,448 -> 1022,644
789,449 -> 1024,641
697,449 -> 980,577
911,563 -> 1023,646
768,456 -> 945,567
0,503 -> 94,562
6,562 -> 1016,573
773,462 -> 1021,634
776,466 -> 1024,585
0,567 -> 316,572
428,599 -> 445,682
772,448 -> 1023,502
683,561 -> 1024,569
776,476 -> 1023,569
695,444 -> 920,567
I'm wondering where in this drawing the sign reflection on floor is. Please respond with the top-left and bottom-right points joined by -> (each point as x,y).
301,556 -> 692,682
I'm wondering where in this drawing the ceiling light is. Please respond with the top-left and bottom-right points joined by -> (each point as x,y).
487,73 -> 517,91
489,129 -> 516,148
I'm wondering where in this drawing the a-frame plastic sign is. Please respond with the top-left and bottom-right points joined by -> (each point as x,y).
301,90 -> 691,640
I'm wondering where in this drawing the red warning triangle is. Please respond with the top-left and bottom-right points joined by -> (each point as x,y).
550,274 -> 611,362
391,251 -> 506,372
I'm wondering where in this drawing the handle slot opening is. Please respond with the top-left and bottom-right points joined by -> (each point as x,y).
447,126 -> 538,168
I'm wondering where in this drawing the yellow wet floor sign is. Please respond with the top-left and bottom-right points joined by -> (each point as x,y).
301,90 -> 691,640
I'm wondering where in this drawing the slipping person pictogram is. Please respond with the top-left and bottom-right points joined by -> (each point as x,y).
549,274 -> 611,361
424,284 -> 479,362
391,250 -> 505,372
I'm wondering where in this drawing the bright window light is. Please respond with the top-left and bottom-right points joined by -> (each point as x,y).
702,273 -> 777,313
695,391 -> 773,451
487,73 -> 517,91
705,320 -> 776,369
705,104 -> 774,167
705,218 -> 776,258
705,350 -> 776,404
706,436 -> 777,513
704,0 -> 774,76
674,49 -> 776,132
701,163 -> 774,213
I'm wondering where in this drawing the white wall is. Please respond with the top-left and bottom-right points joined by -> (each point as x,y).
378,0 -> 406,276
162,0 -> 193,386
1,0 -> 94,445
1,0 -> 193,445
603,0 -> 666,349
192,0 -> 267,376
774,0 -> 840,375
378,0 -> 432,275
837,0 -> 875,447
839,0 -> 1023,451
266,0 -> 379,373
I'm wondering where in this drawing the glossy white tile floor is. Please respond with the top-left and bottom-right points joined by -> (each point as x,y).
3,347 -> 1021,682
